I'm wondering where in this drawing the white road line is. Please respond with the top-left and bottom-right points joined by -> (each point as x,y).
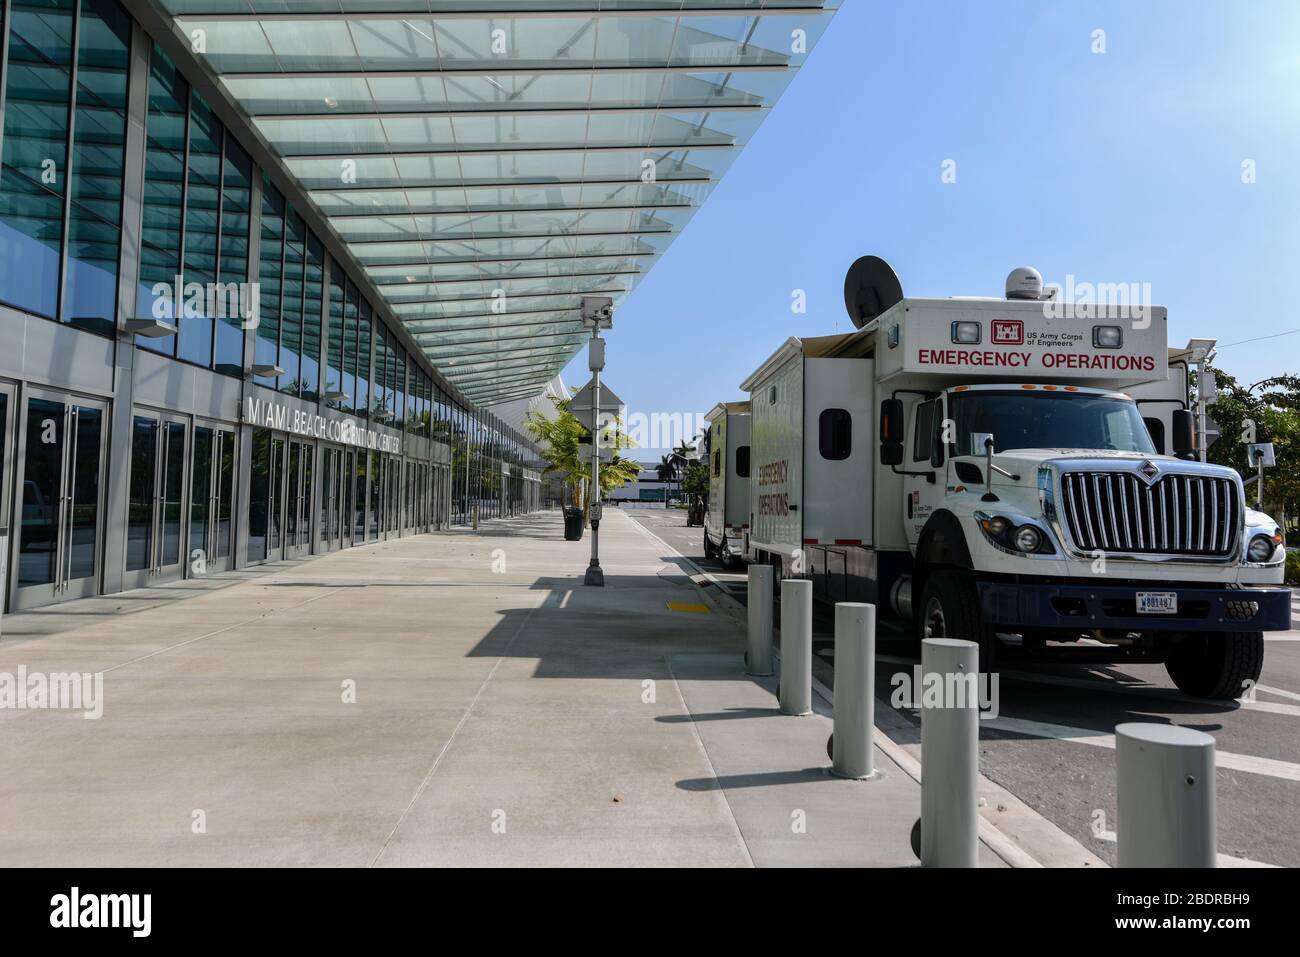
1255,683 -> 1300,703
983,715 -> 1300,783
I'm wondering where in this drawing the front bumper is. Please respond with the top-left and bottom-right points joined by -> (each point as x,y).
978,582 -> 1293,633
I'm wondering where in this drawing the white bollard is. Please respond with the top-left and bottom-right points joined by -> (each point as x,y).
919,637 -> 979,868
779,579 -> 813,716
830,602 -> 876,779
1116,723 -> 1216,868
745,564 -> 774,676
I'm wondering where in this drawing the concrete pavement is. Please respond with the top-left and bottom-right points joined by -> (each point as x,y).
0,509 -> 1008,867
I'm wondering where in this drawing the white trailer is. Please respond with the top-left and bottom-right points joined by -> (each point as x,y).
703,402 -> 752,567
739,262 -> 1290,700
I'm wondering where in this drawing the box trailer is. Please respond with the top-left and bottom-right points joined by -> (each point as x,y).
739,261 -> 1290,700
703,401 -> 751,568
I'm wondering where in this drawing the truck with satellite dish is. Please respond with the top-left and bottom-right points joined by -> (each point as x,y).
740,257 -> 1290,699
703,401 -> 751,568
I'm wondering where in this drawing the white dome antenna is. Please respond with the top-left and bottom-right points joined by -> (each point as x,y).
1005,266 -> 1044,300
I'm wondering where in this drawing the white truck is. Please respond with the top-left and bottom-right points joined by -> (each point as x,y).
740,261 -> 1290,699
703,401 -> 751,568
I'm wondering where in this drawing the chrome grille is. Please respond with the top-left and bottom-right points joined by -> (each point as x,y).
1059,471 -> 1238,557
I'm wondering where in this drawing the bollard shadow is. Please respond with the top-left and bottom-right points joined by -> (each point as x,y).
676,768 -> 831,792
655,706 -> 779,724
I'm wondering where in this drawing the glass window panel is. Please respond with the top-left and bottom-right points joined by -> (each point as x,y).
255,177 -> 283,386
325,261 -> 345,408
355,298 -> 371,418
179,91 -> 221,368
0,0 -> 75,319
343,279 -> 359,415
277,209 -> 304,394
215,134 -> 251,376
301,233 -> 323,401
62,0 -> 131,336
136,45 -> 187,353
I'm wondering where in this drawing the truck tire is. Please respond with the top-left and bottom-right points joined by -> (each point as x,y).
917,569 -> 997,673
703,529 -> 716,559
1165,632 -> 1264,700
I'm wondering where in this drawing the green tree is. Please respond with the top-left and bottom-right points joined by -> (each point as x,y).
681,461 -> 709,499
1203,370 -> 1300,539
525,398 -> 641,515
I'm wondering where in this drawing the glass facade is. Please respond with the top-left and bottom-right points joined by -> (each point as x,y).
0,1 -> 612,614
0,0 -> 129,332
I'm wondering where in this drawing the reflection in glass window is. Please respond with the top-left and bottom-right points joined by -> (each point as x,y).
0,0 -> 76,319
179,92 -> 220,368
215,137 -> 251,376
355,299 -> 372,419
63,0 -> 131,336
136,45 -> 187,353
255,178 -> 283,387
278,210 -> 304,395
343,280 -> 359,414
325,262 -> 345,408
301,234 -> 323,401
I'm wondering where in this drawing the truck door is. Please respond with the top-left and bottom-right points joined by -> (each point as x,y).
904,397 -> 945,547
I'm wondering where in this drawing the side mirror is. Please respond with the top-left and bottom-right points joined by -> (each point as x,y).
880,399 -> 904,466
1171,409 -> 1195,460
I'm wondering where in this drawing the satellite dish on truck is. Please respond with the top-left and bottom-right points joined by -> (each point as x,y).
843,255 -> 904,329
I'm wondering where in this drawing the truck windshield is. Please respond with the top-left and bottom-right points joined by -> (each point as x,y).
948,390 -> 1157,455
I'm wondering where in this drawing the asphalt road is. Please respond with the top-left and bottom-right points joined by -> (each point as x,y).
626,506 -> 1300,867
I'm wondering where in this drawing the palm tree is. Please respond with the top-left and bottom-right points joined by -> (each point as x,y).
670,441 -> 697,504
526,398 -> 641,514
655,454 -> 677,503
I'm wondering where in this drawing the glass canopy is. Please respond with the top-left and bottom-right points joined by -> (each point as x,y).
154,0 -> 838,404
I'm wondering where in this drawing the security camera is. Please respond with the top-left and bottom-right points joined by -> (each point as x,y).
581,296 -> 614,329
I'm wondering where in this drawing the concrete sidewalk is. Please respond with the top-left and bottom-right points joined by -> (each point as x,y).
0,509 -> 1003,867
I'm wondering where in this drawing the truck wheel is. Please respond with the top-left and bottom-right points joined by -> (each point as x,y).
703,530 -> 715,559
917,570 -> 997,673
1165,632 -> 1264,700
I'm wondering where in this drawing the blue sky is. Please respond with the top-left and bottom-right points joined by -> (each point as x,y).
561,0 -> 1300,460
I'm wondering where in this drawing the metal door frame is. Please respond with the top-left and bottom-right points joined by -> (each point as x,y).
10,386 -> 110,611
191,418 -> 237,575
285,439 -> 314,559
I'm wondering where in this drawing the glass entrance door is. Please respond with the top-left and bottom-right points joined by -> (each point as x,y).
124,411 -> 188,589
285,440 -> 313,559
12,390 -> 108,610
248,429 -> 286,564
190,424 -> 236,575
320,446 -> 338,552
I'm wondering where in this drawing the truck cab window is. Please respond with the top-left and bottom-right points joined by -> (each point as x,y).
913,400 -> 938,462
1143,417 -> 1166,454
735,446 -> 750,477
819,409 -> 851,460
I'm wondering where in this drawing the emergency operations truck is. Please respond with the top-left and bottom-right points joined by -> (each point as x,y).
703,401 -> 751,568
741,260 -> 1290,699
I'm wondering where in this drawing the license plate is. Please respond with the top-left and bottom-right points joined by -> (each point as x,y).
1136,592 -> 1178,615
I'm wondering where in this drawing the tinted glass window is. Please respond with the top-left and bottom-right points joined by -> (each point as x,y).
214,135 -> 251,375
819,408 -> 851,461
913,400 -> 937,463
735,445 -> 750,478
0,0 -> 75,319
178,92 -> 220,367
63,0 -> 131,335
254,179 -> 283,386
136,46 -> 187,353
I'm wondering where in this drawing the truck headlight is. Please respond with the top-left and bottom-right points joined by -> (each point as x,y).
1014,525 -> 1043,553
976,512 -> 1055,554
1246,532 -> 1282,563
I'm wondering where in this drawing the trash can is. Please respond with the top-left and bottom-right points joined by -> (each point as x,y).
564,507 -> 585,541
